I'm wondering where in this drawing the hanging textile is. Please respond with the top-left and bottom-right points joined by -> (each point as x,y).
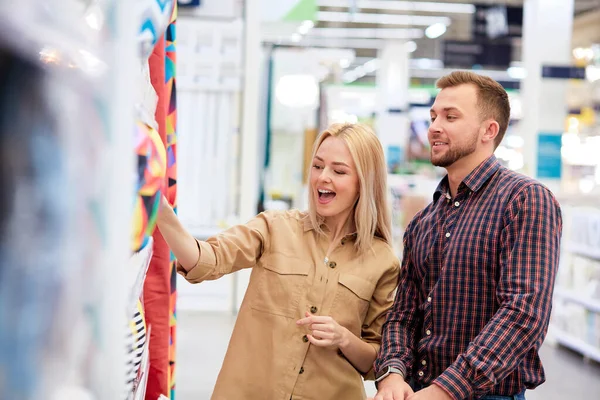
132,121 -> 167,252
144,32 -> 172,400
165,4 -> 178,398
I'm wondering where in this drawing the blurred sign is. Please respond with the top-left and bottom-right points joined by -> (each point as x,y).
473,4 -> 523,39
442,40 -> 512,69
178,0 -> 201,6
542,65 -> 587,80
536,133 -> 562,179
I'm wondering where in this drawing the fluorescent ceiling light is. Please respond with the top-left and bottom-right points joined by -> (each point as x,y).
318,11 -> 451,26
270,36 -> 388,49
425,22 -> 446,38
317,0 -> 475,14
308,27 -> 423,39
298,20 -> 314,35
405,40 -> 418,53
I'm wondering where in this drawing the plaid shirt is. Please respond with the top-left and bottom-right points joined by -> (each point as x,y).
375,155 -> 563,400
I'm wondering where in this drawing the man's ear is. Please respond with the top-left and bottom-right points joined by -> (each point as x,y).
481,120 -> 500,145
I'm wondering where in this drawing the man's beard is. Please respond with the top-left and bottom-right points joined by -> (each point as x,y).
430,134 -> 478,168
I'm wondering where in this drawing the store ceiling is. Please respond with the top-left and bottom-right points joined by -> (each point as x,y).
262,0 -> 600,72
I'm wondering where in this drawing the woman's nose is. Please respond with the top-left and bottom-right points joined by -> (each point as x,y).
318,169 -> 332,183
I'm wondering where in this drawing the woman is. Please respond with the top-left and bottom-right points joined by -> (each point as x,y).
158,123 -> 400,399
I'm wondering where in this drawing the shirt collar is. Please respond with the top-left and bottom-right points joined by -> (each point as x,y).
302,214 -> 358,241
434,155 -> 501,201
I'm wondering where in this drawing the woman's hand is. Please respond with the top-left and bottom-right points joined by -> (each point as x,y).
296,311 -> 350,348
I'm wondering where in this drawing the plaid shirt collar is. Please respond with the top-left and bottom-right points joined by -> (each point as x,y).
434,155 -> 501,201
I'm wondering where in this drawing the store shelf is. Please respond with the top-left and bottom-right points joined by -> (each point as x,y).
553,330 -> 600,363
566,243 -> 600,261
554,288 -> 600,313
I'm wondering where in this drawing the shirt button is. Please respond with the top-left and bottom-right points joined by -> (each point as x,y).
454,201 -> 460,207
427,297 -> 432,302
418,371 -> 424,377
310,306 -> 318,314
299,367 -> 305,374
341,238 -> 346,245
426,330 -> 431,336
445,232 -> 451,238
328,261 -> 337,269
302,335 -> 309,343
421,360 -> 427,366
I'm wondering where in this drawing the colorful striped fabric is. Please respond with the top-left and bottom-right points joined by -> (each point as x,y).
132,121 -> 167,252
125,300 -> 147,395
165,4 -> 178,398
138,0 -> 174,59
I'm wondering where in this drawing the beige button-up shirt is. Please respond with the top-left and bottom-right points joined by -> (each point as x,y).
178,210 -> 399,400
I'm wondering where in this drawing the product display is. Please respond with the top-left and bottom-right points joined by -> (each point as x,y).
132,121 -> 167,252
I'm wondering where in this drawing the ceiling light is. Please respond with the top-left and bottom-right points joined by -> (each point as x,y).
340,58 -> 351,68
317,0 -> 475,14
405,41 -> 418,53
425,23 -> 447,39
318,11 -> 450,26
298,20 -> 314,35
343,71 -> 358,83
586,65 -> 600,82
291,33 -> 302,42
507,66 -> 526,79
269,37 -> 385,49
363,58 -> 380,73
308,28 -> 423,39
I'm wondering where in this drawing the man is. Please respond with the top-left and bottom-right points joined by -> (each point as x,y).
372,71 -> 562,400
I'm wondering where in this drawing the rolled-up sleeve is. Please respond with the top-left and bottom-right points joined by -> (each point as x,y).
360,259 -> 400,380
177,211 -> 272,283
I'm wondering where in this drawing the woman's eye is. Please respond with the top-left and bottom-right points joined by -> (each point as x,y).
335,170 -> 346,175
313,164 -> 322,169
447,115 -> 457,121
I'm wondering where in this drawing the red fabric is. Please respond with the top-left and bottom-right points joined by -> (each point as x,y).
144,35 -> 170,400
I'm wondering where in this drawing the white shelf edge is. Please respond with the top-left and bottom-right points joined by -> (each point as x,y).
565,243 -> 600,261
553,330 -> 600,363
554,288 -> 600,313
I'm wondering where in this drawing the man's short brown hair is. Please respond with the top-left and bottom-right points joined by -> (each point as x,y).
436,71 -> 511,148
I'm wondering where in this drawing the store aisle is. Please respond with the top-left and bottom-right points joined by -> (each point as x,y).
176,311 -> 600,400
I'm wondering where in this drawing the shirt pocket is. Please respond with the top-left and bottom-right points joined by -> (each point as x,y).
251,253 -> 310,318
330,273 -> 375,335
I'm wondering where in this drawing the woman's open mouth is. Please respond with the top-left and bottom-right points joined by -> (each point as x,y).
318,189 -> 336,204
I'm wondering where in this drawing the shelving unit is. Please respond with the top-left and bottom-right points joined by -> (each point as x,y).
551,201 -> 600,362
553,329 -> 600,363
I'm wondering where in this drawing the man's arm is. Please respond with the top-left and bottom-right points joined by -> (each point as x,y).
375,218 -> 421,378
433,184 -> 563,400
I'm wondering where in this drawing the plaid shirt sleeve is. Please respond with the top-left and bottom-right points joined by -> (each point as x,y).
433,184 -> 563,400
374,217 -> 421,378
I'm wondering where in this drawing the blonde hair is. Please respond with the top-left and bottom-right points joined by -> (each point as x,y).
307,123 -> 392,254
436,71 -> 511,148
